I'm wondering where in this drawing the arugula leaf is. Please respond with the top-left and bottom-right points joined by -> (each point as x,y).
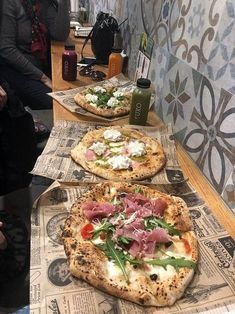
131,156 -> 146,162
95,243 -> 108,252
96,93 -> 111,107
87,88 -> 94,94
144,216 -> 181,236
94,236 -> 143,282
146,257 -> 197,272
118,236 -> 133,245
92,219 -> 115,239
106,236 -> 129,283
124,255 -> 142,266
134,186 -> 143,194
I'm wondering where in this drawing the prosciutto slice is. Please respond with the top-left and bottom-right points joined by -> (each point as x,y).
122,228 -> 170,258
82,201 -> 119,220
123,193 -> 167,218
82,191 -> 169,258
85,149 -> 96,161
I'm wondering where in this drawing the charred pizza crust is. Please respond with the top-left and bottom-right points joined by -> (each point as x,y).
74,87 -> 131,118
71,126 -> 166,181
63,182 -> 198,307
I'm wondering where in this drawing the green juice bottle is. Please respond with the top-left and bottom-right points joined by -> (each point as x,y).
129,78 -> 151,125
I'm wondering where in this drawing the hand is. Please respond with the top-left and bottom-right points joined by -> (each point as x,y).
41,74 -> 52,89
0,85 -> 7,111
0,222 -> 7,250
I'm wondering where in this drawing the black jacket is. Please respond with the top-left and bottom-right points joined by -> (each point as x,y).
0,79 -> 37,195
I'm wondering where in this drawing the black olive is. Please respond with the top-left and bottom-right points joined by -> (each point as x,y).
150,274 -> 158,281
165,241 -> 173,248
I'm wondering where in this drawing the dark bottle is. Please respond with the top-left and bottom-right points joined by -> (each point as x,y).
129,78 -> 151,125
62,42 -> 77,81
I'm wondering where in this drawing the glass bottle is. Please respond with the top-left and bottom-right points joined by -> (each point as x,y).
107,32 -> 123,78
107,48 -> 123,78
129,78 -> 151,125
62,42 -> 77,81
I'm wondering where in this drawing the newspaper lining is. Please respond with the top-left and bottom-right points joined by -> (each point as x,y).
30,120 -> 235,313
31,120 -> 185,185
30,181 -> 235,314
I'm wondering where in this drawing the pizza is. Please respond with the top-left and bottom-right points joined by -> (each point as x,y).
71,126 -> 166,181
74,85 -> 132,118
62,182 -> 198,307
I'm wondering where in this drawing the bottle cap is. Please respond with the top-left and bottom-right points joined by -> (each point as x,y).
65,42 -> 75,50
137,78 -> 151,88
112,31 -> 122,53
111,48 -> 122,53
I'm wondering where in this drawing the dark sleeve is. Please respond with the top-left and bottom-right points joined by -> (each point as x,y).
0,0 -> 43,80
44,0 -> 70,41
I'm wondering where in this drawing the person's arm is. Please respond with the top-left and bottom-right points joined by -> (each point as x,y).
44,0 -> 70,41
0,222 -> 7,250
0,0 -> 44,80
0,86 -> 7,111
41,73 -> 52,89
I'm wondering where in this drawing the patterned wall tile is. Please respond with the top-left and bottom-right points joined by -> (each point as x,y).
122,1 -> 144,79
157,54 -> 197,136
140,0 -> 182,52
183,77 -> 235,194
222,167 -> 235,213
149,46 -> 170,101
172,0 -> 226,71
203,0 -> 235,94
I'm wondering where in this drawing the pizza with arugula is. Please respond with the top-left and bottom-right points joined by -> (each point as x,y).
71,126 -> 166,181
74,85 -> 132,118
62,182 -> 198,307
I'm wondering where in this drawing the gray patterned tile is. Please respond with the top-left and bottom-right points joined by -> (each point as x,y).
172,0 -> 225,71
140,0 -> 182,52
183,77 -> 235,194
159,54 -> 197,135
203,0 -> 235,94
149,46 -> 170,98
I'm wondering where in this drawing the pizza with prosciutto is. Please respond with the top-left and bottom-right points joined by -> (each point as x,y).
71,126 -> 166,181
62,182 -> 198,307
74,85 -> 132,118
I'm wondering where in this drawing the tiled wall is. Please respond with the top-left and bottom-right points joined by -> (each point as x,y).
88,0 -> 235,214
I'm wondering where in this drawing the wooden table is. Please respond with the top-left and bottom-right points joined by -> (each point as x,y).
51,37 -> 235,239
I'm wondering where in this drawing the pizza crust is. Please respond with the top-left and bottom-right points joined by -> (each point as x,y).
71,126 -> 166,181
74,90 -> 131,118
63,182 -> 198,307
65,232 -> 197,306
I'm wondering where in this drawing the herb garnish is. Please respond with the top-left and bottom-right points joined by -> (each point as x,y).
131,156 -> 146,162
96,236 -> 129,282
110,196 -> 122,205
118,236 -> 133,245
87,87 -> 126,108
146,257 -> 196,272
88,193 -> 195,283
134,186 -> 143,193
144,216 -> 181,236
92,219 -> 115,239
